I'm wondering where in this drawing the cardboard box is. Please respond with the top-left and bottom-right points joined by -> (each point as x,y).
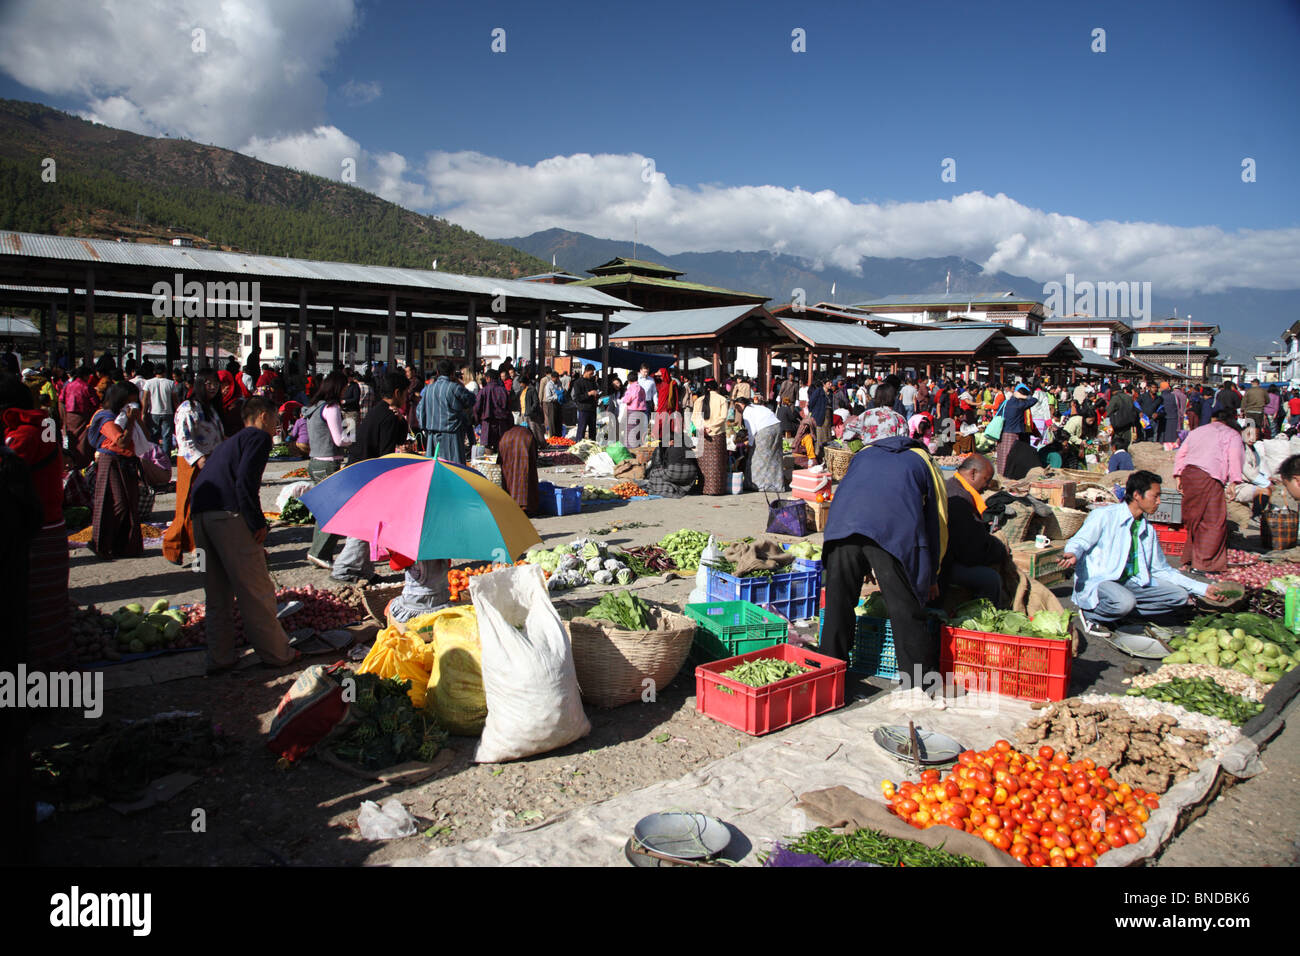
1011,540 -> 1068,585
1030,479 -> 1076,510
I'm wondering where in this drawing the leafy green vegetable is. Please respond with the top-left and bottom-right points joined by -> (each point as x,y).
585,589 -> 653,631
658,529 -> 710,571
720,657 -> 808,687
861,593 -> 890,618
330,674 -> 447,769
279,498 -> 314,524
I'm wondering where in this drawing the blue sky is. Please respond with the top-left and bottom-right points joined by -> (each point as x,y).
0,0 -> 1296,292
321,0 -> 1299,229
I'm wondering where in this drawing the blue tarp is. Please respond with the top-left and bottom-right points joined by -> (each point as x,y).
565,346 -> 675,372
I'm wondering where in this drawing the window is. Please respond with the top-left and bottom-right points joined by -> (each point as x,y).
243,333 -> 251,346
502,329 -> 512,344
448,334 -> 465,351
487,330 -> 497,346
264,332 -> 273,349
396,338 -> 406,357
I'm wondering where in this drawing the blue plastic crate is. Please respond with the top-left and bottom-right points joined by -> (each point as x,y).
817,603 -> 943,680
538,482 -> 582,517
706,566 -> 821,623
780,543 -> 823,575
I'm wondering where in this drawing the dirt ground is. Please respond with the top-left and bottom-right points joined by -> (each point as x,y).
33,457 -> 1299,866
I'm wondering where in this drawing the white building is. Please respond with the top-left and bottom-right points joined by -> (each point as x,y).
851,292 -> 1047,334
1040,316 -> 1132,361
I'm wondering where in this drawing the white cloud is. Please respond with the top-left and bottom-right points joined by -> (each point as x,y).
421,151 -> 1300,294
1,1 -> 1294,295
340,79 -> 381,105
0,0 -> 357,146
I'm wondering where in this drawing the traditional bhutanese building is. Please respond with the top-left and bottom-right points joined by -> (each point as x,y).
850,292 -> 1048,334
569,257 -> 768,311
1041,315 -> 1133,361
1127,317 -> 1220,382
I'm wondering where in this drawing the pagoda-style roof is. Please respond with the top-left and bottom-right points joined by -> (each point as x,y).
587,257 -> 684,278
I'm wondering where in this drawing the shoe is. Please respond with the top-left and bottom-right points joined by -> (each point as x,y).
306,555 -> 331,570
1075,612 -> 1111,641
330,572 -> 361,584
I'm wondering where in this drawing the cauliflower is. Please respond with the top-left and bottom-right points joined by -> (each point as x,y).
616,568 -> 635,586
580,541 -> 603,561
586,557 -> 604,574
559,554 -> 583,573
603,558 -> 624,572
593,570 -> 615,585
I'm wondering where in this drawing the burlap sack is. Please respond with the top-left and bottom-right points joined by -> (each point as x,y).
794,785 -> 1023,867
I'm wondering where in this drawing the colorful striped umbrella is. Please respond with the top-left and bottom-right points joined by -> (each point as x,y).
297,454 -> 541,562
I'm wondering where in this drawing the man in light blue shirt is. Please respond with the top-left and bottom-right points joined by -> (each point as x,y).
1060,469 -> 1230,639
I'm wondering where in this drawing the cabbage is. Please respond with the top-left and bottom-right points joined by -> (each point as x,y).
580,542 -> 603,561
616,568 -> 635,586
1029,610 -> 1071,639
593,570 -> 615,585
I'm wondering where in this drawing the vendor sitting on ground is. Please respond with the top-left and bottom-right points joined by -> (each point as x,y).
1060,469 -> 1230,639
387,553 -> 453,625
941,454 -> 1008,605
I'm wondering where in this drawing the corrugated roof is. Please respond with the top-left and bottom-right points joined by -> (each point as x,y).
609,305 -> 762,340
1076,349 -> 1121,369
0,316 -> 40,335
588,257 -> 682,277
0,231 -> 634,310
776,317 -> 895,351
1009,336 -> 1081,359
571,273 -> 766,300
1128,344 -> 1218,355
876,329 -> 1004,353
852,292 -> 1041,308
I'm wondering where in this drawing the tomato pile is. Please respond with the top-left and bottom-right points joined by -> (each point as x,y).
611,481 -> 645,499
546,436 -> 576,447
447,560 -> 539,602
883,741 -> 1158,868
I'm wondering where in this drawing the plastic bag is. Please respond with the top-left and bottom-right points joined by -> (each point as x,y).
605,441 -> 631,464
355,625 -> 436,710
421,606 -> 488,735
276,480 -> 315,511
469,565 -> 590,763
357,798 -> 418,840
583,451 -> 616,477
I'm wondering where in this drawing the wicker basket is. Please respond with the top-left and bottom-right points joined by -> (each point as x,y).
360,583 -> 405,626
476,459 -> 503,485
998,504 -> 1040,543
823,445 -> 856,482
568,608 -> 696,708
1041,506 -> 1088,540
633,446 -> 654,465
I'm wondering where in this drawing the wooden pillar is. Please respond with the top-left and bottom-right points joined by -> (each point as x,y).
404,309 -> 413,370
298,287 -> 309,380
711,341 -> 721,382
805,348 -> 813,385
83,268 -> 95,366
465,299 -> 478,374
66,291 -> 76,368
47,297 -> 57,367
758,343 -> 770,395
536,307 -> 547,368
600,312 -> 611,387
332,306 -> 341,369
134,304 -> 144,365
386,293 -> 397,370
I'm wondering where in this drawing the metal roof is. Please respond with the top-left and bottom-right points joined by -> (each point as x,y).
1076,349 -> 1121,370
587,257 -> 683,277
1009,336 -> 1082,359
0,231 -> 634,311
0,316 -> 40,336
876,328 -> 1007,354
852,292 -> 1042,308
571,272 -> 766,300
775,317 -> 896,351
608,305 -> 763,340
1121,355 -> 1187,379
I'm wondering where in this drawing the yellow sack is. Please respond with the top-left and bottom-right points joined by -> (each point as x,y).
356,624 -> 436,710
424,606 -> 488,736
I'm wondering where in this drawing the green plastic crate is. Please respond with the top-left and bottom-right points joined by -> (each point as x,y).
685,600 -> 789,662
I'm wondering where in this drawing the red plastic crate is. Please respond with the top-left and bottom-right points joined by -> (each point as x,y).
695,643 -> 846,736
939,625 -> 1073,703
1153,522 -> 1187,557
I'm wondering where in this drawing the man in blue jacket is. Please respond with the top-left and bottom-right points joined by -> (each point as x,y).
1060,469 -> 1229,639
820,433 -> 948,689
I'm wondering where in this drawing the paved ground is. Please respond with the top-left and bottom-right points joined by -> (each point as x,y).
38,455 -> 1296,866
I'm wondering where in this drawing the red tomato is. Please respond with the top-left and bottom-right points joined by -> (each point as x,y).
1106,832 -> 1127,849
1050,856 -> 1069,867
920,769 -> 941,785
1053,831 -> 1071,849
1122,826 -> 1141,845
1037,746 -> 1055,761
1028,852 -> 1047,867
994,739 -> 1012,753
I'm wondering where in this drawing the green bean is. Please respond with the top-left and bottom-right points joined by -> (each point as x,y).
771,826 -> 984,867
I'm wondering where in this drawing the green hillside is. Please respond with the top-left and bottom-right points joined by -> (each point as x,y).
0,99 -> 549,277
